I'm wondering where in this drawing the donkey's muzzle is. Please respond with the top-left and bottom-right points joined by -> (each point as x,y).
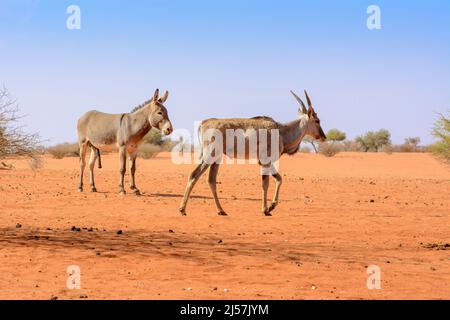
161,121 -> 173,135
164,127 -> 173,135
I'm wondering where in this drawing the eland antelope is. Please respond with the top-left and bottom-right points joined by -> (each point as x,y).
77,89 -> 173,195
179,90 -> 326,216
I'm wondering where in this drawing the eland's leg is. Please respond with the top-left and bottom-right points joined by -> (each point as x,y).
88,146 -> 98,192
78,142 -> 88,192
208,163 -> 227,216
268,172 -> 282,213
118,146 -> 127,195
129,152 -> 140,195
179,160 -> 210,215
261,172 -> 271,216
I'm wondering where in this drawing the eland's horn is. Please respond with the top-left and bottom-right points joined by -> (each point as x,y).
304,90 -> 312,107
290,90 -> 308,114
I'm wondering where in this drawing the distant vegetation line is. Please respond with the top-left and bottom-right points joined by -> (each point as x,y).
0,85 -> 448,165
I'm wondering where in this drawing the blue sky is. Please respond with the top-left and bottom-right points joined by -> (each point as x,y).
1,0 -> 449,145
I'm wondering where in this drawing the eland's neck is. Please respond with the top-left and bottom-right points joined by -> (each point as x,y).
280,116 -> 308,155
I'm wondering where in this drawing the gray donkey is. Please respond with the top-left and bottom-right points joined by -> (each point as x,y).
77,89 -> 173,195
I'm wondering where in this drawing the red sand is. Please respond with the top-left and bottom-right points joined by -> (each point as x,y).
0,152 -> 449,299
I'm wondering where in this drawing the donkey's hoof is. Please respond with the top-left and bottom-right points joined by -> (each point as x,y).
132,189 -> 141,196
218,211 -> 228,216
119,190 -> 126,195
77,188 -> 83,193
91,187 -> 97,193
179,208 -> 187,216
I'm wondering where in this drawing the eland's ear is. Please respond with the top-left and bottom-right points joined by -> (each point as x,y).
152,88 -> 160,102
307,105 -> 316,118
159,90 -> 169,103
290,90 -> 307,114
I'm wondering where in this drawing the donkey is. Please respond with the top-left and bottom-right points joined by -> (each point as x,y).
179,90 -> 326,216
77,89 -> 173,195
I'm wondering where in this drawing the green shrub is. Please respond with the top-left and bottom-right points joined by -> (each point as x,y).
326,129 -> 346,142
137,143 -> 161,159
431,113 -> 450,161
355,129 -> 391,152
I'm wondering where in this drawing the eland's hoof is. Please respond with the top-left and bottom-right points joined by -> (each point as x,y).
263,209 -> 272,216
218,211 -> 228,216
78,187 -> 83,192
179,208 -> 187,216
268,202 -> 277,212
132,189 -> 141,196
91,187 -> 97,193
119,190 -> 126,195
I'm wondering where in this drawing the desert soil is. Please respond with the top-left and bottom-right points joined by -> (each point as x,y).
0,152 -> 449,300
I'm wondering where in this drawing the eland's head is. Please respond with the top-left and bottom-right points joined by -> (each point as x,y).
149,88 -> 173,135
290,89 -> 327,142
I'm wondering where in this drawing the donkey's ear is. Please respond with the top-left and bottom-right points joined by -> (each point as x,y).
159,90 -> 169,103
152,88 -> 160,102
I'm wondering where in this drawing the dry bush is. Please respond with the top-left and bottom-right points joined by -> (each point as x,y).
0,86 -> 40,160
341,140 -> 362,152
318,142 -> 341,157
47,142 -> 79,159
160,139 -> 177,151
298,146 -> 311,153
137,143 -> 161,159
382,144 -> 394,154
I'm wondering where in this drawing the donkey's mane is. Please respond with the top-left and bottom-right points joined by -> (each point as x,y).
131,98 -> 153,113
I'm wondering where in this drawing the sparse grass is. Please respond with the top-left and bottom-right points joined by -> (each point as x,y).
137,143 -> 161,159
28,156 -> 43,171
47,143 -> 79,159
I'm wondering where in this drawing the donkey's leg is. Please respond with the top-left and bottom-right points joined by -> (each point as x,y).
128,151 -> 140,195
261,173 -> 271,216
179,160 -> 210,216
268,171 -> 282,213
118,146 -> 127,195
78,142 -> 88,192
88,146 -> 98,192
208,163 -> 227,216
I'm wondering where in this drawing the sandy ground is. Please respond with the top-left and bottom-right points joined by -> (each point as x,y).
0,152 -> 449,300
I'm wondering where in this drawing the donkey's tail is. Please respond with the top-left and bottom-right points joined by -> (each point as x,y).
97,148 -> 102,169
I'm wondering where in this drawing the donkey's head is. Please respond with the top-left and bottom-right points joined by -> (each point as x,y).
149,88 -> 173,135
290,90 -> 327,142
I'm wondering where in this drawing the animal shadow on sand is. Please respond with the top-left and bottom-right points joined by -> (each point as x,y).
0,227 -> 316,265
